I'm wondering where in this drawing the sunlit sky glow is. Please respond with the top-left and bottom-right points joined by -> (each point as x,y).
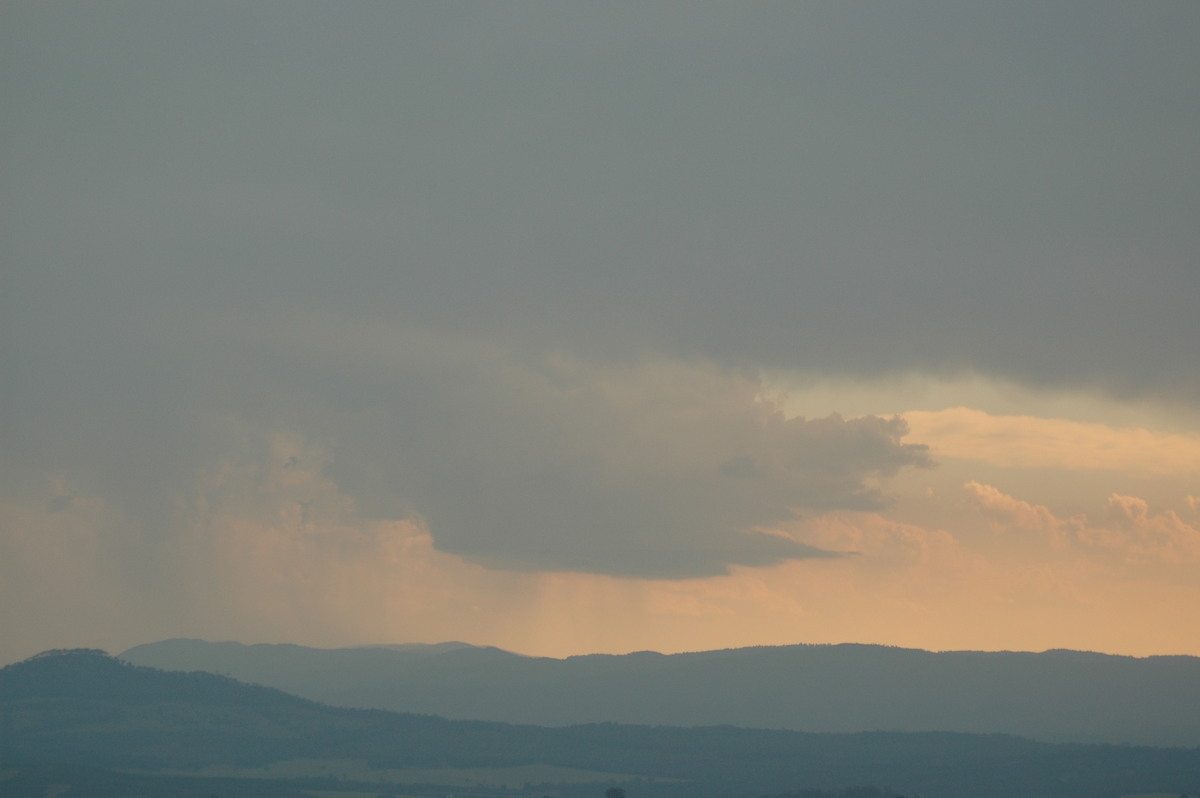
2,2 -> 1198,665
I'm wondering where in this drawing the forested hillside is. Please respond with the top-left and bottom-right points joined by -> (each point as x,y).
3,649 -> 1199,798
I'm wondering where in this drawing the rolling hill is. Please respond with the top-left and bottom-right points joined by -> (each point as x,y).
120,639 -> 1200,746
3,648 -> 1200,798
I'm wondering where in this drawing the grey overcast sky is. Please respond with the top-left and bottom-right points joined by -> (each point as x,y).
3,2 -> 1199,663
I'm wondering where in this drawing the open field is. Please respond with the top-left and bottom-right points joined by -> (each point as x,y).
162,759 -> 647,788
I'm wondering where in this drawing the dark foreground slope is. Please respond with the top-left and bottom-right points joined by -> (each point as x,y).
3,649 -> 1199,798
0,764 -> 313,798
120,639 -> 1200,746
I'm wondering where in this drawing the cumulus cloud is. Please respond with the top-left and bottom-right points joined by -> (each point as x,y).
964,481 -> 1200,565
2,310 -> 932,587
177,433 -> 526,645
218,321 -> 933,577
961,481 -> 1084,549
738,494 -> 1200,655
1102,494 -> 1200,563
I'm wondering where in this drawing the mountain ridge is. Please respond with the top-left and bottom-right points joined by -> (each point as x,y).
119,638 -> 1200,747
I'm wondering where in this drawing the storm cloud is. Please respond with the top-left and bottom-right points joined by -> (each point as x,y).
2,2 -> 1198,660
5,3 -> 1198,395
5,307 -> 931,577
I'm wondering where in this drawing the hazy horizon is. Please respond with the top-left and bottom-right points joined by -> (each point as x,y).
124,635 -> 1200,663
21,635 -> 1200,669
3,2 -> 1198,666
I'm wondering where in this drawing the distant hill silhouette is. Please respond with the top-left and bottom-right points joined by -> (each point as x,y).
119,639 -> 1200,746
6,648 -> 1200,798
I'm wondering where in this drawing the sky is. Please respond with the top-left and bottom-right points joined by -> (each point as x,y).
2,1 -> 1199,666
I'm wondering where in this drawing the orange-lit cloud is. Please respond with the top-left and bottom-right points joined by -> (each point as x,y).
904,407 -> 1200,475
195,466 -> 1200,659
964,480 -> 1200,565
6,450 -> 1200,664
